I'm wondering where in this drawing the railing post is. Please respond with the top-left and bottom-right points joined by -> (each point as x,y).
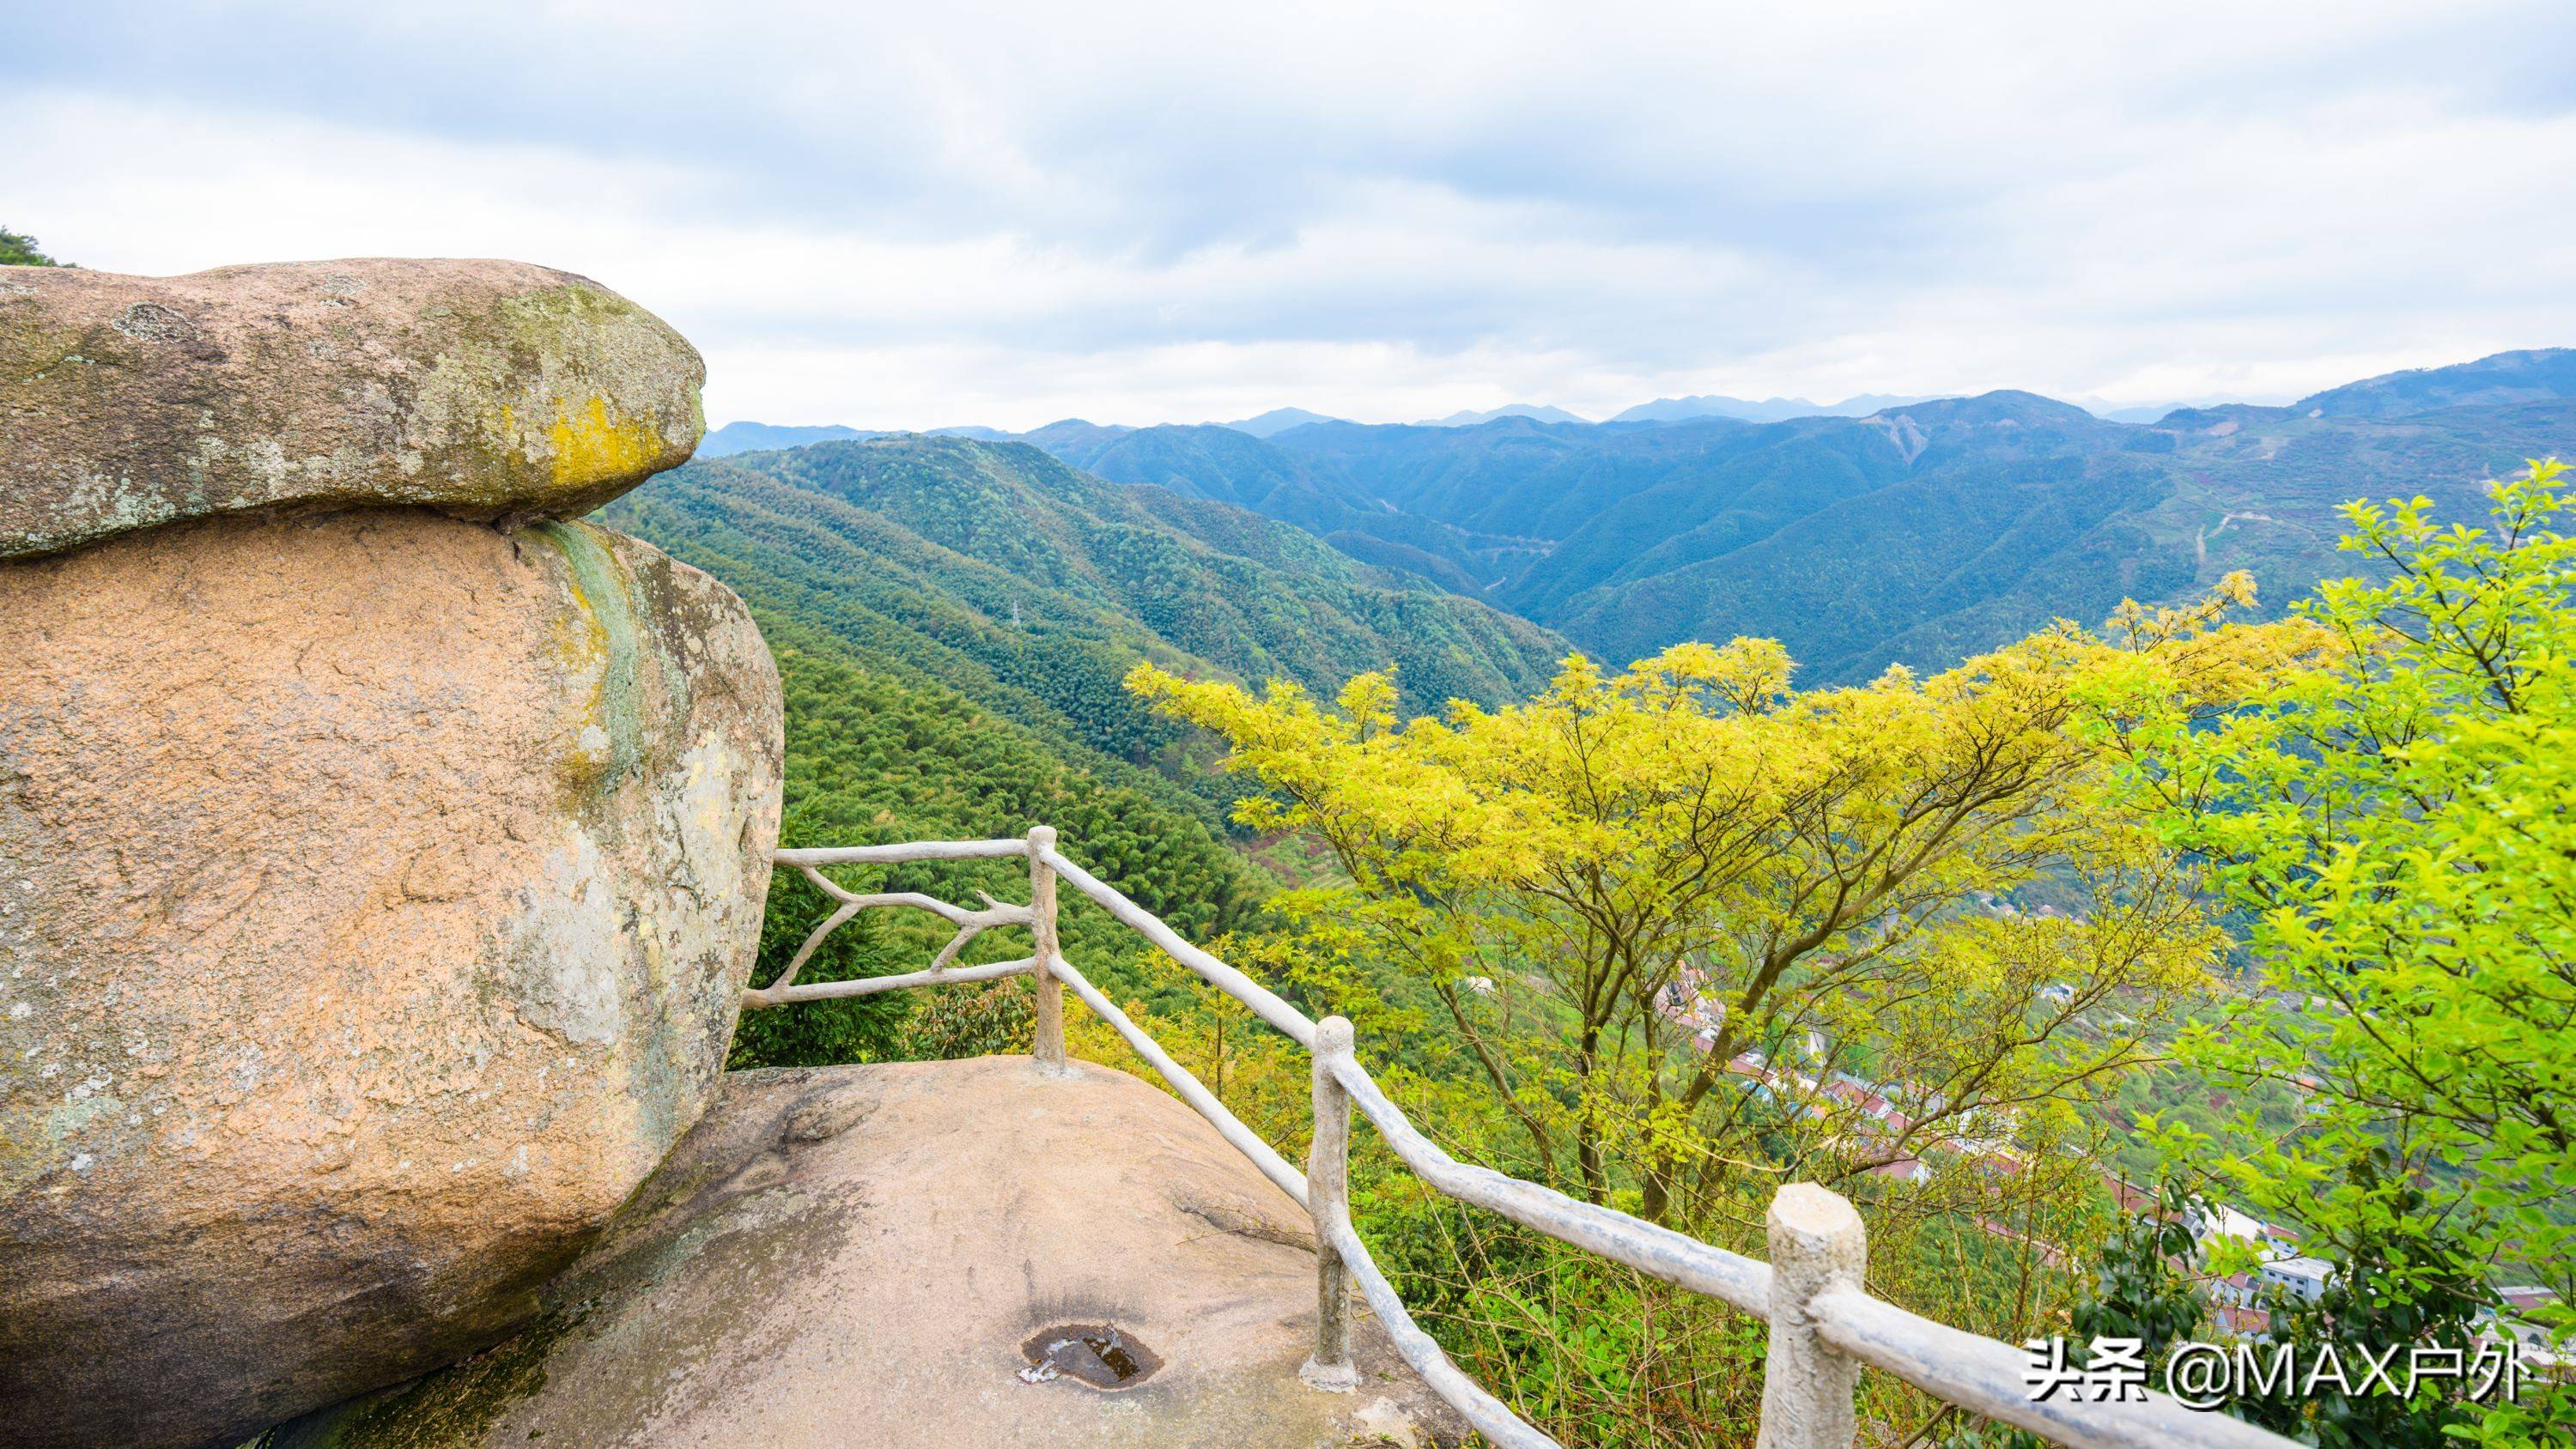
1756,1184 -> 1867,1449
1300,1014 -> 1359,1392
1026,825 -> 1067,1074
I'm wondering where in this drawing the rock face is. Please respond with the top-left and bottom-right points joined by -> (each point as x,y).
0,260 -> 778,1448
273,1058 -> 1468,1449
0,258 -> 704,561
0,508 -> 781,1446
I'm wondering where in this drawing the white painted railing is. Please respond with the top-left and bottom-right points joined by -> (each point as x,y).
743,833 -> 2300,1449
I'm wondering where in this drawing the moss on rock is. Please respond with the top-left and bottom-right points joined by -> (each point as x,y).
0,258 -> 705,560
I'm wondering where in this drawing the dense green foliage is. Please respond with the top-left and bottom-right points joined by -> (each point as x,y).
2117,464 -> 2576,1255
2106,464 -> 2576,1440
2234,1155 -> 2500,1446
0,227 -> 65,266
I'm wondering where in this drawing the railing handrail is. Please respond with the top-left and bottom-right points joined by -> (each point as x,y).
744,832 -> 2304,1449
1037,845 -> 1320,1048
1326,1052 -> 1773,1313
1048,948 -> 1311,1209
773,838 -> 1033,866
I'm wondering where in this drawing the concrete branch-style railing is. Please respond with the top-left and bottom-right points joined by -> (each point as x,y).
742,833 -> 2301,1449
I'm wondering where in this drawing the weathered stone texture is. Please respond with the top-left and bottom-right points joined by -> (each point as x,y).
0,258 -> 704,561
0,508 -> 783,1448
271,1058 -> 1467,1449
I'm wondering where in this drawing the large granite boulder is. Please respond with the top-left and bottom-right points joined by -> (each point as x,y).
273,1058 -> 1467,1448
0,258 -> 703,561
0,261 -> 780,1448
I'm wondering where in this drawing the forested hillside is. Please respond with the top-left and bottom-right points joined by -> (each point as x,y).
598,433 -> 1564,1064
1020,418 -> 1530,591
600,433 -> 1565,833
961,352 -> 2576,682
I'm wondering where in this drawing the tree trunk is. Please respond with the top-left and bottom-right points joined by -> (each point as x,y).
1577,1023 -> 1606,1203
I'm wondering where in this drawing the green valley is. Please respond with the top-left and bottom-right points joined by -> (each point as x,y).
877,352 -> 2576,684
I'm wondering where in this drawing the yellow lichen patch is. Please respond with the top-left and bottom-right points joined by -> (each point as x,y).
547,395 -> 668,490
551,597 -> 617,801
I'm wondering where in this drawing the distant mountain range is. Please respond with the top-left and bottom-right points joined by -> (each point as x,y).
1596,391 -> 2300,427
1418,403 -> 1591,427
1216,407 -> 1347,437
700,421 -> 1008,457
2289,347 -> 2576,419
712,378 -> 2375,453
697,347 -> 2573,684
701,421 -> 884,456
1607,393 -> 1939,424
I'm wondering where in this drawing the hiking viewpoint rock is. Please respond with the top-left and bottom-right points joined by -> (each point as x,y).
0,258 -> 779,1449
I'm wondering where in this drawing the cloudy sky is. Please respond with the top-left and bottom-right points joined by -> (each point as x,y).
9,1 -> 2574,429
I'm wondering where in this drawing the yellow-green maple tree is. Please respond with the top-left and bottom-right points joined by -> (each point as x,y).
1129,579 -> 2326,1228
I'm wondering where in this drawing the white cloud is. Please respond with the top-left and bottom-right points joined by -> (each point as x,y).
7,1 -> 2573,427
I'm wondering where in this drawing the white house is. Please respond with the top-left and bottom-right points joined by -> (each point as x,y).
2256,1256 -> 2332,1305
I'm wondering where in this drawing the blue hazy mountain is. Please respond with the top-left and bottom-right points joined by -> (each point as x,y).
2295,347 -> 2576,419
1613,391 -> 2303,427
2084,398 -> 2276,424
1217,407 -> 1350,437
704,421 -> 1013,456
700,421 -> 884,457
1419,403 -> 1591,427
1608,393 -> 1939,424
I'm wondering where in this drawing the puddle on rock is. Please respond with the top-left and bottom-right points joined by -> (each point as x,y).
1018,1322 -> 1163,1390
